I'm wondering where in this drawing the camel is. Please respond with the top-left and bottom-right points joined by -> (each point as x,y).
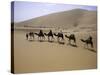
26,32 -> 34,40
26,33 -> 28,40
44,30 -> 54,42
65,34 -> 76,45
29,32 -> 34,40
54,32 -> 64,42
80,36 -> 93,48
34,30 -> 45,41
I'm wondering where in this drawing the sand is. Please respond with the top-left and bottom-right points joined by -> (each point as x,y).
13,29 -> 97,73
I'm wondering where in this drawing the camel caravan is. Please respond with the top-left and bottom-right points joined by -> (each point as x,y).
26,29 -> 94,49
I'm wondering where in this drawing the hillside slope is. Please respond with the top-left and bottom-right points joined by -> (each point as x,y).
14,9 -> 97,30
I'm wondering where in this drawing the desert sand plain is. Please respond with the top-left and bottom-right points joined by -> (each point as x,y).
13,28 -> 97,73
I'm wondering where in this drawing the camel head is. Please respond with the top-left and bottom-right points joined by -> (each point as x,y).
34,33 -> 38,35
65,35 -> 69,38
54,33 -> 58,36
44,33 -> 48,36
80,39 -> 85,42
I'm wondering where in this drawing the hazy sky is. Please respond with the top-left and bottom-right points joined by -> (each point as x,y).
12,1 -> 97,22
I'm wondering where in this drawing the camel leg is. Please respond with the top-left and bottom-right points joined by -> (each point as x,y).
69,40 -> 71,44
48,36 -> 50,41
52,36 -> 54,41
30,36 -> 32,40
50,36 -> 52,41
32,36 -> 34,40
83,43 -> 86,48
86,43 -> 88,49
49,36 -> 52,41
41,36 -> 44,41
68,39 -> 71,45
26,37 -> 28,40
91,42 -> 94,48
38,36 -> 39,41
42,36 -> 44,41
31,36 -> 33,40
29,36 -> 31,40
74,39 -> 76,45
57,37 -> 59,42
62,37 -> 64,41
43,36 -> 45,40
29,35 -> 30,40
40,37 -> 41,41
26,36 -> 28,40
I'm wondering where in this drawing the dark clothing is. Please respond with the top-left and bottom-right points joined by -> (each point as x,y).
48,30 -> 52,35
88,36 -> 92,41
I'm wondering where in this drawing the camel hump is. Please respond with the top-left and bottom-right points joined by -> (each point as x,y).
70,34 -> 75,37
29,32 -> 31,35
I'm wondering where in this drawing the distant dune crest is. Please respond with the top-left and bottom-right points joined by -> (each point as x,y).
14,9 -> 97,31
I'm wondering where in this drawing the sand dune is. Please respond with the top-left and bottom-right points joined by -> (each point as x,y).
14,9 -> 97,30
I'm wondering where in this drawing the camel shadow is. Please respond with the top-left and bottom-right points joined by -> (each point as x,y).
48,40 -> 54,43
70,44 -> 77,47
38,40 -> 45,42
58,41 -> 65,45
67,43 -> 78,47
28,39 -> 34,42
85,48 -> 97,53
